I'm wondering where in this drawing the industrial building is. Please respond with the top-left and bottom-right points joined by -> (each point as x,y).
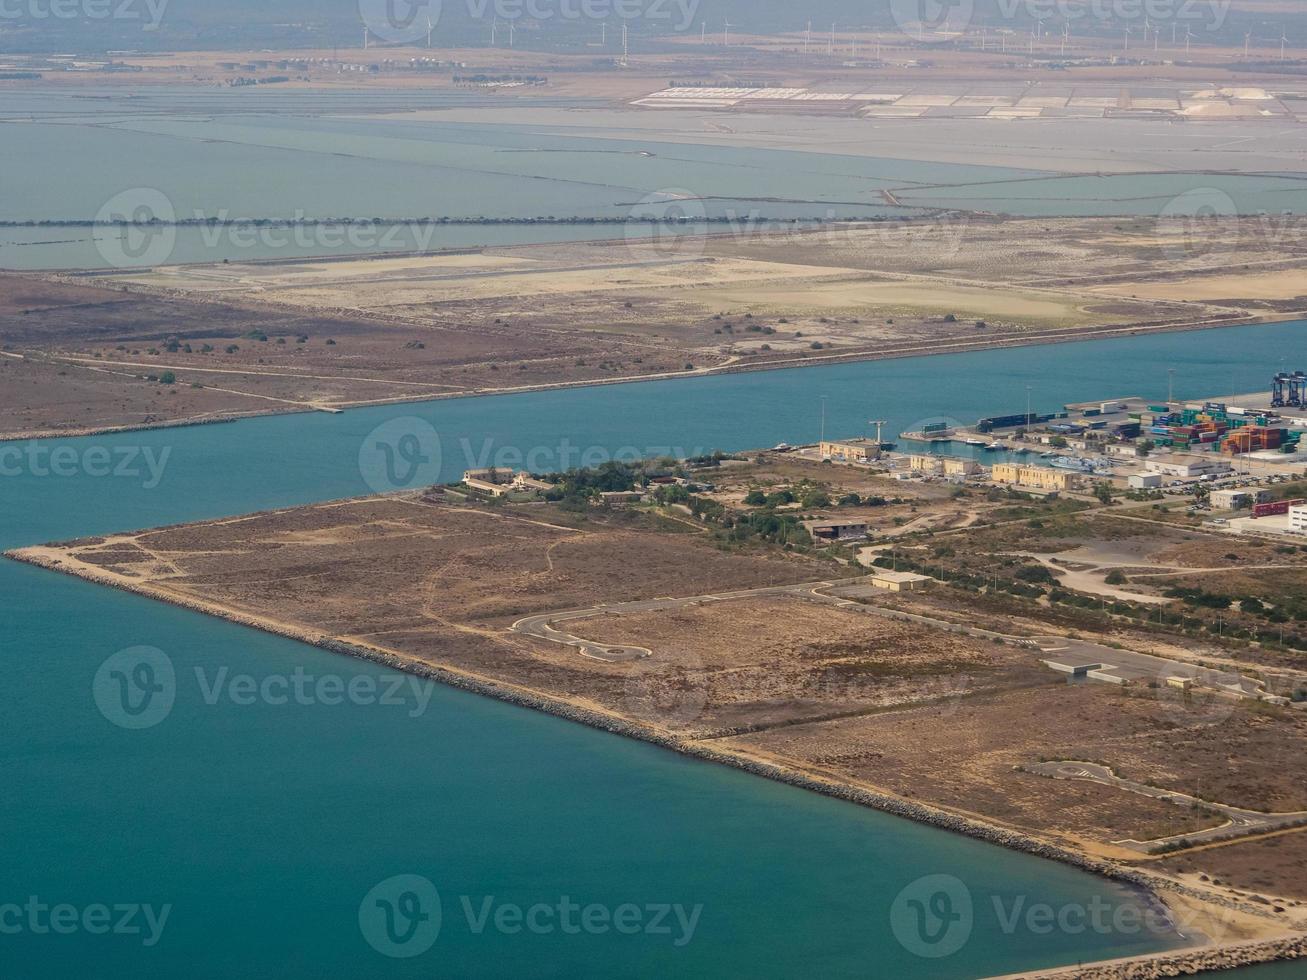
991,464 -> 1074,492
1210,487 -> 1272,511
1143,457 -> 1234,480
1128,473 -> 1163,490
820,439 -> 881,464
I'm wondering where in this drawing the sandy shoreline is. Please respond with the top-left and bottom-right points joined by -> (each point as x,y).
3,309 -> 1300,446
7,542 -> 1303,976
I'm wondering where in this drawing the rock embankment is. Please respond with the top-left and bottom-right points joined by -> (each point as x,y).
1004,934 -> 1307,978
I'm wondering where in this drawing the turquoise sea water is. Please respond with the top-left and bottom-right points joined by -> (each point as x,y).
6,320 -> 1307,977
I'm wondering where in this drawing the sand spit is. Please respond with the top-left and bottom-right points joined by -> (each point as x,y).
7,544 -> 1302,975
3,309 -> 1296,445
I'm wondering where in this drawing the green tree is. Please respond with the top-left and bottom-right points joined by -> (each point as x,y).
800,488 -> 831,509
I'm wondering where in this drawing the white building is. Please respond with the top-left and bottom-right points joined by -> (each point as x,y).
1128,473 -> 1163,490
1290,505 -> 1307,534
1144,456 -> 1234,480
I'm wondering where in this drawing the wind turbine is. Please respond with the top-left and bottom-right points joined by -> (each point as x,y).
723,18 -> 731,46
1244,31 -> 1251,58
1282,28 -> 1289,60
1186,25 -> 1193,55
1061,22 -> 1068,57
426,15 -> 433,48
621,23 -> 628,65
509,20 -> 515,48
805,19 -> 811,54
490,16 -> 497,46
829,22 -> 835,57
363,24 -> 369,50
1123,25 -> 1130,52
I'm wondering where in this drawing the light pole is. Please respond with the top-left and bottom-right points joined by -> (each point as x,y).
820,396 -> 828,447
1168,368 -> 1175,405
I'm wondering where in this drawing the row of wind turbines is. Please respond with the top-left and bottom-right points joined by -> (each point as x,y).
358,15 -> 1295,62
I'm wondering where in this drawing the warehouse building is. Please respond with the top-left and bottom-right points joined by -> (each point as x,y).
1143,456 -> 1234,480
869,570 -> 933,592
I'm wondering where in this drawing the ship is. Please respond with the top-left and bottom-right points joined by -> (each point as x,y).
1047,455 -> 1114,474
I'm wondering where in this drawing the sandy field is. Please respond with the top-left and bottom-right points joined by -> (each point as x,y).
1092,269 -> 1307,303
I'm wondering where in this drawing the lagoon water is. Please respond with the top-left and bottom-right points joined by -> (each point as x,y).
5,319 -> 1307,976
9,87 -> 1307,270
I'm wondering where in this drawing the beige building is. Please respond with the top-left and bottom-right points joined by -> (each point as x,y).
907,454 -> 942,473
991,463 -> 1074,492
942,458 -> 981,477
869,570 -> 933,592
1209,487 -> 1271,511
462,469 -> 553,497
820,439 -> 881,463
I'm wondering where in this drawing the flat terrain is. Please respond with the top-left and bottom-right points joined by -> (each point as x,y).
8,212 -> 1307,438
14,480 -> 1307,912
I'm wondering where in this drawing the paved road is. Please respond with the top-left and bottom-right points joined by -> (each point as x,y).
1027,761 -> 1307,851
